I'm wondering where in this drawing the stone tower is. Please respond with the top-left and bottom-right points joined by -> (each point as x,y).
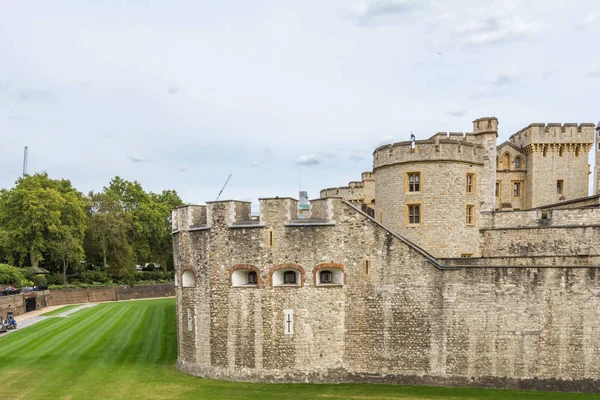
472,117 -> 498,213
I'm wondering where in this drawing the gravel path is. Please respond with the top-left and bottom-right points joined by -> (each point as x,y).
2,303 -> 98,336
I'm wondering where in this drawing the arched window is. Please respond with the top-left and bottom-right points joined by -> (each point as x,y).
502,153 -> 510,169
283,271 -> 296,284
230,265 -> 260,287
314,263 -> 345,286
514,157 -> 522,169
320,270 -> 332,284
182,270 -> 196,288
270,264 -> 304,287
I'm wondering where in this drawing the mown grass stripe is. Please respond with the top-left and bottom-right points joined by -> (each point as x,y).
2,298 -> 596,400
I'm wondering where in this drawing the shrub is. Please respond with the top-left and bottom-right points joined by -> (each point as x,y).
0,264 -> 27,286
33,274 -> 48,287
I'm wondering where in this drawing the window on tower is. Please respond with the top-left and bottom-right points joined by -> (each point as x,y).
406,172 -> 421,193
513,182 -> 521,198
557,180 -> 564,195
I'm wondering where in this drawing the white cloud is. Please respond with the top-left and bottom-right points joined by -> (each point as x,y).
455,15 -> 541,46
126,155 -> 153,163
448,109 -> 467,117
167,85 -> 181,94
584,67 -> 600,77
296,153 -> 323,166
7,115 -> 28,122
348,0 -> 425,25
577,13 -> 598,29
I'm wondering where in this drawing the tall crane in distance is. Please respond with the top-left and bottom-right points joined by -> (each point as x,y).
22,146 -> 28,176
216,174 -> 232,201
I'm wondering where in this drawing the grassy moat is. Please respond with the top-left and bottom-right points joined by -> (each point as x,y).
0,298 -> 595,400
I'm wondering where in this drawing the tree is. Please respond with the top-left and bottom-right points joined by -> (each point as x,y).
0,173 -> 86,271
103,178 -> 183,270
0,264 -> 27,286
84,191 -> 134,281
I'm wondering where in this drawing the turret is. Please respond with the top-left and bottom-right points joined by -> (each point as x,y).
472,117 -> 499,213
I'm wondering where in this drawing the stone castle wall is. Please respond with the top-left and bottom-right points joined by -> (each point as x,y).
173,199 -> 600,392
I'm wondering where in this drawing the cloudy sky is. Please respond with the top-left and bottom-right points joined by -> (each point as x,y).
1,0 -> 599,209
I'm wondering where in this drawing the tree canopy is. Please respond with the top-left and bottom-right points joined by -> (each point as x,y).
0,173 -> 183,286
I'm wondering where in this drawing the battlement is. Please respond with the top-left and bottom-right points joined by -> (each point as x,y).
361,171 -> 374,181
173,197 -> 343,231
373,138 -> 484,170
320,183 -> 364,200
510,123 -> 595,147
472,117 -> 499,135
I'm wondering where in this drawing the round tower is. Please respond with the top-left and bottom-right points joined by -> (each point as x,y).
373,132 -> 486,258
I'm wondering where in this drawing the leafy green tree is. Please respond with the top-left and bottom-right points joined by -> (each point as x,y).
0,173 -> 86,271
103,177 -> 183,270
84,191 -> 134,281
0,264 -> 27,286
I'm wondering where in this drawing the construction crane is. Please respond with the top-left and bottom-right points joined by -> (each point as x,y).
216,174 -> 232,201
22,146 -> 28,176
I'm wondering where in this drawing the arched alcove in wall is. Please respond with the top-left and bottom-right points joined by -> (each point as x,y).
182,269 -> 196,288
502,153 -> 510,169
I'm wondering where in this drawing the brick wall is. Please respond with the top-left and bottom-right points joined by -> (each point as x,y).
46,284 -> 174,306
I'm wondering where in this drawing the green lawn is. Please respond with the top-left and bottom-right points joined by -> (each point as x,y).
0,299 -> 596,400
40,304 -> 81,316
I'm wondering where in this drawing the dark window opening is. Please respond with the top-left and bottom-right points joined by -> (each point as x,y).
557,180 -> 564,195
320,270 -> 332,284
408,205 -> 421,224
247,271 -> 257,284
283,271 -> 296,284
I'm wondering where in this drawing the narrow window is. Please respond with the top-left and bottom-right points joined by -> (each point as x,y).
515,157 -> 522,169
284,309 -> 294,335
187,309 -> 193,331
408,204 -> 421,224
268,230 -> 274,247
320,270 -> 332,284
466,173 -> 475,193
557,180 -> 564,195
363,259 -> 370,275
543,146 -> 547,157
513,182 -> 521,198
575,146 -> 580,157
465,205 -> 474,225
247,271 -> 257,285
495,181 -> 500,197
379,211 -> 383,223
408,172 -> 420,192
559,147 -> 564,157
283,271 -> 296,284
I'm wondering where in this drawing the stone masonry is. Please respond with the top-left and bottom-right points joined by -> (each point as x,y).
174,116 -> 600,392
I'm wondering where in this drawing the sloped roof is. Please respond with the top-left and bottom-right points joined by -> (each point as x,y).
497,141 -> 524,153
